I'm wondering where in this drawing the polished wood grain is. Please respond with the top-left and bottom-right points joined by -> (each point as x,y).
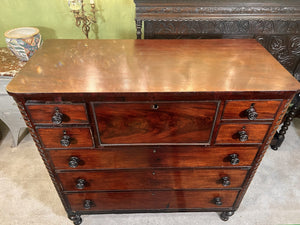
58,169 -> 248,191
37,127 -> 93,149
26,103 -> 88,124
94,102 -> 218,145
6,39 -> 300,95
49,146 -> 258,170
222,100 -> 281,120
216,124 -> 270,144
67,190 -> 239,211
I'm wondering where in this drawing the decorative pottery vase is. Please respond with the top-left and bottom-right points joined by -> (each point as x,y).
4,27 -> 42,61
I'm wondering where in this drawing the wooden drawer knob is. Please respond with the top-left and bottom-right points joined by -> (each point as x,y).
221,176 -> 231,187
246,104 -> 258,120
83,199 -> 95,209
238,128 -> 248,142
214,197 -> 222,206
76,178 -> 86,189
152,104 -> 159,110
52,107 -> 64,125
229,153 -> 240,165
60,130 -> 71,147
69,156 -> 80,168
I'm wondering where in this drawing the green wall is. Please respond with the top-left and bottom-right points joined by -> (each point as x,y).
0,0 -> 136,47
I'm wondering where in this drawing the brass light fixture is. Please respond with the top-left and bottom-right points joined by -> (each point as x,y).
68,0 -> 96,39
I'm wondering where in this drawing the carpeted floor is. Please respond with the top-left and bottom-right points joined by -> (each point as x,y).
0,119 -> 299,225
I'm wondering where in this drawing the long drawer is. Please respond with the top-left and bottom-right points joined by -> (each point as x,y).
49,146 -> 258,170
58,169 -> 248,191
67,190 -> 239,211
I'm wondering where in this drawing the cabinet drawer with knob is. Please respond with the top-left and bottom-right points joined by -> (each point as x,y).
215,124 -> 271,144
58,169 -> 248,191
26,103 -> 89,125
222,100 -> 281,121
92,101 -> 219,145
48,146 -> 258,170
36,127 -> 94,149
66,190 -> 240,211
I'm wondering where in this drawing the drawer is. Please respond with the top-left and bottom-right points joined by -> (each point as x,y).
222,100 -> 281,120
93,101 -> 219,145
37,127 -> 94,149
49,146 -> 258,170
67,190 -> 239,211
26,103 -> 88,125
58,169 -> 248,191
216,124 -> 270,144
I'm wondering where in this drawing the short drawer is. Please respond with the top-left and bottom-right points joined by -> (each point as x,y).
49,146 -> 258,170
26,103 -> 88,125
216,124 -> 270,144
58,169 -> 248,191
67,190 -> 239,211
93,101 -> 218,145
222,100 -> 281,120
37,127 -> 94,149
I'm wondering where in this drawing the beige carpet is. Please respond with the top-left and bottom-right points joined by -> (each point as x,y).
0,119 -> 300,225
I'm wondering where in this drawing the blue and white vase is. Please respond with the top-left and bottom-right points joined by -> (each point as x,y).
4,27 -> 43,62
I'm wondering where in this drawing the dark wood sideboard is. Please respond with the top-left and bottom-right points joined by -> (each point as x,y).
7,39 -> 300,224
134,0 -> 300,149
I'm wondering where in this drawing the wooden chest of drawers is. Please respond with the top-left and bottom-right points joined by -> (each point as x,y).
7,39 -> 300,224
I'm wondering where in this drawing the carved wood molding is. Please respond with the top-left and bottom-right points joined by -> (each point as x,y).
136,6 -> 300,19
144,20 -> 300,35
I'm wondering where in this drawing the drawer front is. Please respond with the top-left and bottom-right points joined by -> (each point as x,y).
49,146 -> 258,170
26,103 -> 88,125
67,190 -> 239,211
93,102 -> 218,145
216,124 -> 270,144
58,169 -> 248,191
222,100 -> 281,120
37,127 -> 94,149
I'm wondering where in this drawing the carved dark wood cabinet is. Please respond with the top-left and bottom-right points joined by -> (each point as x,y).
7,39 -> 300,224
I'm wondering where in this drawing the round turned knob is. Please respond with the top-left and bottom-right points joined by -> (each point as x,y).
238,129 -> 248,142
76,178 -> 86,189
214,197 -> 222,206
221,176 -> 231,187
69,156 -> 80,168
52,108 -> 64,125
246,104 -> 258,120
83,199 -> 94,209
229,153 -> 240,165
60,130 -> 71,147
152,104 -> 159,110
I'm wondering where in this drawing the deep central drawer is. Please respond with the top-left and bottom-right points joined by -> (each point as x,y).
58,169 -> 248,191
92,101 -> 219,145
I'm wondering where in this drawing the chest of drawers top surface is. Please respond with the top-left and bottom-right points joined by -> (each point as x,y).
6,39 -> 300,95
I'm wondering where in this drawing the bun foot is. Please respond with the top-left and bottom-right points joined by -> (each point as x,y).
220,211 -> 235,221
68,213 -> 82,225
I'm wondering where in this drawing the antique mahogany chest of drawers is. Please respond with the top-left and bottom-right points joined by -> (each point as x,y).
7,39 -> 300,224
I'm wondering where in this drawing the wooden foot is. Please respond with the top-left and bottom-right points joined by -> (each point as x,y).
68,213 -> 82,225
220,211 -> 234,221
